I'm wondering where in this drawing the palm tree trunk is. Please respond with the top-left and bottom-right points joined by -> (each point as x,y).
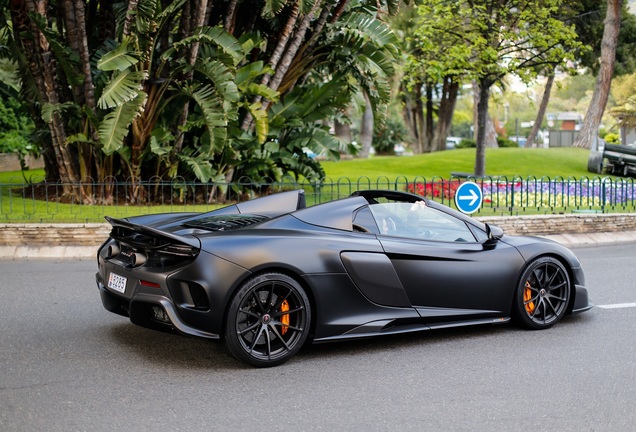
62,0 -> 82,103
224,0 -> 239,34
73,0 -> 96,111
64,0 -> 99,190
11,0 -> 80,193
263,1 -> 300,84
329,0 -> 349,24
241,0 -> 316,131
123,0 -> 139,36
573,0 -> 622,149
306,1 -> 337,52
97,0 -> 115,40
265,0 -> 323,103
174,0 -> 209,154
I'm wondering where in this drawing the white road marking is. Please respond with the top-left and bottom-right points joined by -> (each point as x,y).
596,302 -> 636,310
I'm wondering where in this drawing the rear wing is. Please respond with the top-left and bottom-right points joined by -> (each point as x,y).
105,216 -> 201,249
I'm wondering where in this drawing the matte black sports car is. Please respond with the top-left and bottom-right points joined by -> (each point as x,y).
96,189 -> 592,367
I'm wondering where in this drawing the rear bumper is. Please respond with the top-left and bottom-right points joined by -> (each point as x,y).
96,272 -> 220,340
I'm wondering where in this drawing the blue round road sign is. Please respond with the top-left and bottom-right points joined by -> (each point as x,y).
454,182 -> 483,214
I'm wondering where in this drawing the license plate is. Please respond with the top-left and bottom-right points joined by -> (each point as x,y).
108,272 -> 127,294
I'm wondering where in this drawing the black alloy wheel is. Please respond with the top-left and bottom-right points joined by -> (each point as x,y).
225,273 -> 311,367
514,257 -> 571,330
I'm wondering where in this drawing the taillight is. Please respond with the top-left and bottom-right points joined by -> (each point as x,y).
140,280 -> 161,288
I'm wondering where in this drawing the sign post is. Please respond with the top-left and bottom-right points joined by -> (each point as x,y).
454,182 -> 483,214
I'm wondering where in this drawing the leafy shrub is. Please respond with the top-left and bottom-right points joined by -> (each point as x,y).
497,137 -> 519,148
603,132 -> 620,144
0,96 -> 36,157
455,137 -> 520,148
373,118 -> 410,155
456,138 -> 476,148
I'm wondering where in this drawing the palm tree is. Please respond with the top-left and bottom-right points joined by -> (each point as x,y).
3,0 -> 405,203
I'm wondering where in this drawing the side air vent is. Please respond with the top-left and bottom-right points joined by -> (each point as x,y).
182,214 -> 268,232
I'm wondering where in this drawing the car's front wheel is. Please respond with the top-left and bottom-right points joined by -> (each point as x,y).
514,257 -> 570,330
224,273 -> 311,367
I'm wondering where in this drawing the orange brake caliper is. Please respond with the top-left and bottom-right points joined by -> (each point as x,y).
524,281 -> 535,314
281,299 -> 290,335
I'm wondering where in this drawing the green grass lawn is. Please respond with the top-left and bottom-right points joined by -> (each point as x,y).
321,147 -> 594,180
0,168 -> 45,184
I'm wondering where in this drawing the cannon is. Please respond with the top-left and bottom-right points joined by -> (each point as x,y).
588,138 -> 636,176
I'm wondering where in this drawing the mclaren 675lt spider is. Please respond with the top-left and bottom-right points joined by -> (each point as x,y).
96,189 -> 592,367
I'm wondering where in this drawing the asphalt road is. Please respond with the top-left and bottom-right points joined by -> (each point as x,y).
1,245 -> 635,432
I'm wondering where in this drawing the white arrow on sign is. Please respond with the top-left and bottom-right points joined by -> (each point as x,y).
458,189 -> 479,206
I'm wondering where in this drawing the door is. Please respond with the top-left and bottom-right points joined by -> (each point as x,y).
368,201 -> 524,320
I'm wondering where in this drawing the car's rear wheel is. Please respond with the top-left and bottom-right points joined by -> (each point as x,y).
224,273 -> 311,367
514,257 -> 570,330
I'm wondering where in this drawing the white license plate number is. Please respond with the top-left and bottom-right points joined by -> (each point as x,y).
108,272 -> 127,294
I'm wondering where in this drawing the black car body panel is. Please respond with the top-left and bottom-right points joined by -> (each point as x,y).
96,189 -> 592,366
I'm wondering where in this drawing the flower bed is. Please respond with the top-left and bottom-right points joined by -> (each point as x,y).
407,178 -> 636,211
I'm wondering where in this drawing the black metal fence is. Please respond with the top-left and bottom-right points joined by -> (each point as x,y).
1,175 -> 636,222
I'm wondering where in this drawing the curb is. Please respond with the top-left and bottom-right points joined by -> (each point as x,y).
0,245 -> 97,260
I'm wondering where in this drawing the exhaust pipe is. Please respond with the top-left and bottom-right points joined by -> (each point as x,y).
130,252 -> 147,267
106,242 -> 120,259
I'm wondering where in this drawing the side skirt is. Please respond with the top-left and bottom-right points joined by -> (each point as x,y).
312,317 -> 510,343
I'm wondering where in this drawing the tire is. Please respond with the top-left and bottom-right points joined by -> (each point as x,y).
224,273 -> 311,367
513,257 -> 570,330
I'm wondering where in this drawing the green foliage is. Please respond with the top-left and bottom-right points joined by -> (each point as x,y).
603,132 -> 620,144
413,0 -> 582,88
0,96 -> 36,158
234,79 -> 358,183
4,0 -> 403,196
317,8 -> 400,127
411,0 -> 583,174
610,94 -> 636,130
0,96 -> 31,132
373,118 -> 409,155
456,139 -> 476,149
570,0 -> 636,76
96,37 -> 139,72
497,137 -> 519,148
99,92 -> 147,155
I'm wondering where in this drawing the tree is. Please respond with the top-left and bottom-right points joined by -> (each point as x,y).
414,0 -> 581,176
526,70 -> 555,146
568,0 -> 636,77
2,0 -> 403,203
573,0 -> 622,149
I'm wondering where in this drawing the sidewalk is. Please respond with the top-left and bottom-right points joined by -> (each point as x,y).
541,230 -> 636,248
2,230 -> 636,260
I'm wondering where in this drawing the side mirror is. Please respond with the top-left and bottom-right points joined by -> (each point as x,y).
483,224 -> 503,248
